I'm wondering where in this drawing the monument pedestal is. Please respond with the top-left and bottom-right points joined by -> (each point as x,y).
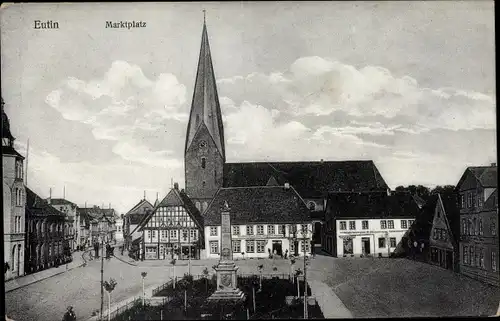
207,260 -> 245,301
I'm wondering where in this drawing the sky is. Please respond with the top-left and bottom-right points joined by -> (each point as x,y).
1,2 -> 496,214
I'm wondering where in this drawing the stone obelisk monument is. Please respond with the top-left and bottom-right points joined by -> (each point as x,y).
208,201 -> 245,301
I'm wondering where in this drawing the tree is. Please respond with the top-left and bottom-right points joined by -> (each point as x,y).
430,185 -> 456,195
103,278 -> 117,321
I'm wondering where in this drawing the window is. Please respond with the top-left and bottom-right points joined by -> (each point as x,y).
147,230 -> 151,239
464,246 -> 469,264
152,230 -> 156,238
246,226 -> 254,235
232,226 -> 240,236
468,219 -> 473,235
201,157 -> 206,169
388,220 -> 394,229
460,194 -> 465,209
290,241 -> 295,253
362,220 -> 369,230
480,248 -> 485,269
308,202 -> 316,211
468,193 -> 472,208
472,193 -> 476,208
343,238 -> 353,254
256,240 -> 266,253
492,251 -> 497,272
160,230 -> 166,238
408,220 -> 414,226
380,220 -> 387,229
478,193 -> 483,207
257,225 -> 264,235
462,219 -> 467,235
443,230 -> 448,241
210,227 -> 218,236
470,247 -> 475,266
401,220 -> 407,229
190,229 -> 197,239
246,240 -> 255,253
378,238 -> 386,248
232,240 -> 241,253
278,225 -> 285,236
349,221 -> 356,230
301,241 -> 310,253
473,218 -> 478,235
340,221 -> 347,230
491,218 -> 497,236
170,230 -> 177,238
390,237 -> 396,248
267,225 -> 275,235
479,219 -> 483,236
210,241 -> 219,254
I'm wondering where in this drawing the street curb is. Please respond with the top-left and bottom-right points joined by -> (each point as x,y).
5,250 -> 90,293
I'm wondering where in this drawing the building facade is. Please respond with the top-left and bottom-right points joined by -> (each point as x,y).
115,214 -> 124,243
323,192 -> 419,257
25,188 -> 72,274
123,199 -> 154,249
78,206 -> 117,245
2,103 -> 26,280
457,165 -> 499,286
49,198 -> 78,251
203,185 -> 312,259
138,184 -> 204,260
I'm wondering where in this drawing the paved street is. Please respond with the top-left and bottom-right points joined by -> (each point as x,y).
5,250 -> 500,320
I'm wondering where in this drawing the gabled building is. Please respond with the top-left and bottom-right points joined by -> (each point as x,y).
457,165 -> 499,286
115,214 -> 124,243
203,185 -> 312,259
49,198 -> 78,251
323,191 -> 419,257
137,183 -> 204,260
123,198 -> 154,249
77,206 -> 116,245
25,188 -> 71,274
2,101 -> 26,280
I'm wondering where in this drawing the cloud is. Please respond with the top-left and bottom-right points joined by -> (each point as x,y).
45,60 -> 188,165
218,56 -> 496,132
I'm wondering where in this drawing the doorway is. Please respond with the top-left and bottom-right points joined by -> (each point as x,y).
313,222 -> 322,245
272,241 -> 283,256
361,237 -> 371,255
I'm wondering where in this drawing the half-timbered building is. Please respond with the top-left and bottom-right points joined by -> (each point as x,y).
137,183 -> 204,260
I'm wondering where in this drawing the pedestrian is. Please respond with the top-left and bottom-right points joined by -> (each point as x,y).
284,249 -> 288,260
62,306 -> 76,321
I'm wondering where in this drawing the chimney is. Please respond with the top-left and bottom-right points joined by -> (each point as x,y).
48,188 -> 52,204
174,182 -> 179,191
320,159 -> 324,162
491,163 -> 496,167
284,183 -> 290,189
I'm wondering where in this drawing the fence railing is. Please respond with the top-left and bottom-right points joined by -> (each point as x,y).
99,296 -> 141,321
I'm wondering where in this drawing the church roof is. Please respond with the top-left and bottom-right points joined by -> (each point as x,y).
185,20 -> 225,158
223,160 -> 389,198
203,186 -> 310,226
327,191 -> 420,219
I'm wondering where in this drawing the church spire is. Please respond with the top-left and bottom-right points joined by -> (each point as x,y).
185,14 -> 225,160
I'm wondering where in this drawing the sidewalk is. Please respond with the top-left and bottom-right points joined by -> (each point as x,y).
5,250 -> 89,293
308,279 -> 353,318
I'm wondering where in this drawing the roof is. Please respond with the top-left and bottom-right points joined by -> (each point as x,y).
2,145 -> 24,159
2,104 -> 14,140
483,188 -> 498,209
50,198 -> 77,207
457,166 -> 498,189
137,188 -> 204,233
438,192 -> 460,244
185,21 -> 225,158
26,187 -> 66,218
223,160 -> 389,198
327,191 -> 420,219
409,194 -> 439,241
124,199 -> 154,225
203,186 -> 311,226
77,207 -> 116,224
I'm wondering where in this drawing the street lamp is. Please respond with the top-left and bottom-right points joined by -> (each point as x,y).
99,213 -> 110,321
141,272 -> 147,307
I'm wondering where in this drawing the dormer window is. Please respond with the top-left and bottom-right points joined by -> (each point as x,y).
308,202 -> 316,211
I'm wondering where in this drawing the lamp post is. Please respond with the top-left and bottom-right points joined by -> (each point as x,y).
141,272 -> 147,307
99,215 -> 109,321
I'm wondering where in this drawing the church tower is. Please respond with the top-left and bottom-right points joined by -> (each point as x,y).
184,15 -> 225,213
